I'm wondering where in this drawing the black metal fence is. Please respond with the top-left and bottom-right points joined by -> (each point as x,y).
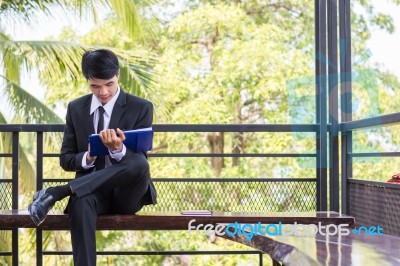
341,113 -> 400,236
0,123 -> 318,266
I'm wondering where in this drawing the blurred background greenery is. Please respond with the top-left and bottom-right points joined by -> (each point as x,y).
1,0 -> 400,265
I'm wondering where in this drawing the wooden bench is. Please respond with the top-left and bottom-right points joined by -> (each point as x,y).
0,210 -> 355,265
0,210 -> 355,230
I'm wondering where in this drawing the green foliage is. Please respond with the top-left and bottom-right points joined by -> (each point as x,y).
93,230 -> 261,266
0,1 -> 160,265
154,2 -> 314,127
0,231 -> 11,265
42,18 -> 164,113
1,0 -> 400,265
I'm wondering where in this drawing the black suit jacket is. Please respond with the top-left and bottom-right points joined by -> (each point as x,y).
59,88 -> 157,206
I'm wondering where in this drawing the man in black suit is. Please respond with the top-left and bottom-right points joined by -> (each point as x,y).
28,49 -> 157,266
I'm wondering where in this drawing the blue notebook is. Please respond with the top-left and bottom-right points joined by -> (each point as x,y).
89,127 -> 153,157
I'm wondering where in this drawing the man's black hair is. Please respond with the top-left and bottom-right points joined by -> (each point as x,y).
81,49 -> 119,80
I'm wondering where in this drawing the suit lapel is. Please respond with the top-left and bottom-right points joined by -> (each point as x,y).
109,89 -> 127,130
83,96 -> 95,136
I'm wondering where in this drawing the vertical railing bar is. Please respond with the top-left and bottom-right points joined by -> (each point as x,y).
36,132 -> 44,266
328,0 -> 339,211
12,132 -> 19,266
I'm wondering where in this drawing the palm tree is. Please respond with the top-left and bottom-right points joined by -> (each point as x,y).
0,1 -> 159,264
0,0 -> 159,183
1,0 -> 159,123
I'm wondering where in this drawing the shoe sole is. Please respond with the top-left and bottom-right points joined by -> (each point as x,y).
28,190 -> 48,226
28,204 -> 44,226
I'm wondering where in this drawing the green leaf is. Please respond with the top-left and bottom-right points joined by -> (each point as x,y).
0,75 -> 63,123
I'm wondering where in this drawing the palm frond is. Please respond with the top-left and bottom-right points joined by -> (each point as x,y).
0,111 -> 36,195
0,111 -> 7,125
0,75 -> 63,123
1,39 -> 86,83
0,0 -> 65,23
0,30 -> 10,41
115,51 -> 160,98
18,138 -> 36,194
1,40 -> 161,102
0,112 -> 8,186
1,31 -> 21,83
105,0 -> 157,43
0,231 -> 12,265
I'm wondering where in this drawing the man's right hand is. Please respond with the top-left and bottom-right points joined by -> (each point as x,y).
86,144 -> 97,164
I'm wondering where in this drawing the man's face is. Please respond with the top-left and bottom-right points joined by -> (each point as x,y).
88,75 -> 119,105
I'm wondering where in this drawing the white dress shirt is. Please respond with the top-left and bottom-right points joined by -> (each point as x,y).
81,87 -> 126,169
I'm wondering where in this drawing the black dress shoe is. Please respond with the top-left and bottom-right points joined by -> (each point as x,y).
28,188 -> 55,226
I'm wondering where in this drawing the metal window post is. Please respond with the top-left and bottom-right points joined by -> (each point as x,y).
328,0 -> 340,212
339,0 -> 352,214
315,0 -> 328,211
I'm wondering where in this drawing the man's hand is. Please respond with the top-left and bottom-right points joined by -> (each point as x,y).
99,128 -> 126,151
86,144 -> 96,164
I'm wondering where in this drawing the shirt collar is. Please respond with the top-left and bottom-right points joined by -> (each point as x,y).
90,86 -> 121,116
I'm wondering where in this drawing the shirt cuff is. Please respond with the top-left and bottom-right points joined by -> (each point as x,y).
109,144 -> 126,161
82,151 -> 95,169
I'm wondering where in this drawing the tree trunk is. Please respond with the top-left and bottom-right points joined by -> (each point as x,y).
232,132 -> 244,166
232,101 -> 245,166
207,132 -> 224,177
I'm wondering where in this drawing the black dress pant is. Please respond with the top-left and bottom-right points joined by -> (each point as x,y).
67,153 -> 150,266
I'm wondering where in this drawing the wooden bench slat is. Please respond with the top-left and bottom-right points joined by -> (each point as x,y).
0,210 -> 355,230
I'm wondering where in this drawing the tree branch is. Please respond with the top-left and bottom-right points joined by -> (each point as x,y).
246,3 -> 301,16
189,26 -> 219,54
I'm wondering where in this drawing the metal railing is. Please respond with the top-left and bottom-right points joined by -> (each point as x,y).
0,123 -> 319,266
340,113 -> 400,236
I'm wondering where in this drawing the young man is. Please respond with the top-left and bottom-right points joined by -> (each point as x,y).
28,49 -> 157,266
